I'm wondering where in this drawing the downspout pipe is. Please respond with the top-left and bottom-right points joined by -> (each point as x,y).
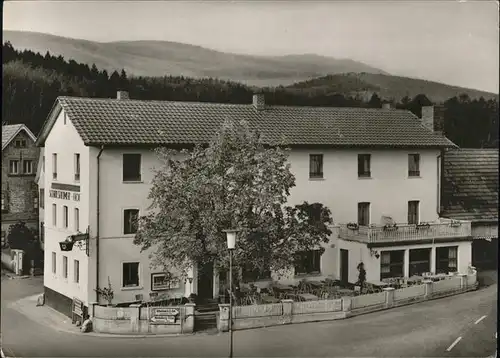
96,146 -> 104,302
437,149 -> 444,217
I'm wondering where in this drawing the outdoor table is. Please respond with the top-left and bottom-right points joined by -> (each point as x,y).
367,280 -> 389,288
407,276 -> 423,285
261,295 -> 280,304
307,281 -> 323,288
274,284 -> 294,291
337,289 -> 354,297
297,293 -> 319,301
429,274 -> 448,282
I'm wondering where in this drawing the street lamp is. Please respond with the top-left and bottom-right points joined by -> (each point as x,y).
223,229 -> 239,358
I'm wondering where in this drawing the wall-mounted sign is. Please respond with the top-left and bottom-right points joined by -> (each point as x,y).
49,189 -> 80,202
151,273 -> 180,291
149,307 -> 179,325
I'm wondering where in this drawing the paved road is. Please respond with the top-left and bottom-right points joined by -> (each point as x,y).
1,275 -> 497,357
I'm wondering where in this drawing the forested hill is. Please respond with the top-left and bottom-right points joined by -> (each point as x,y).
3,30 -> 388,87
2,42 -> 498,148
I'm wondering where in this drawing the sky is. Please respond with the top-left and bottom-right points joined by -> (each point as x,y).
3,0 -> 499,93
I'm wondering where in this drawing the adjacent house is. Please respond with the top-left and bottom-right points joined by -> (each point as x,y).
440,148 -> 498,270
1,124 -> 39,245
35,91 -> 472,317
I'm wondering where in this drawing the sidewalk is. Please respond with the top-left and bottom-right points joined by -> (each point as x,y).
8,294 -> 204,339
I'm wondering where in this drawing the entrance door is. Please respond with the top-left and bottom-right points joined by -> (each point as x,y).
340,249 -> 349,283
197,261 -> 214,301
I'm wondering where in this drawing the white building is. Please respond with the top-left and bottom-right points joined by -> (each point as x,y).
36,92 -> 472,316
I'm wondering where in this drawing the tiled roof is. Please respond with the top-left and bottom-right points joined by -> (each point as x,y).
441,149 -> 499,222
2,124 -> 36,150
38,96 -> 456,148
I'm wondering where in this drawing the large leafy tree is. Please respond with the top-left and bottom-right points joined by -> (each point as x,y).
7,221 -> 37,252
134,119 -> 333,280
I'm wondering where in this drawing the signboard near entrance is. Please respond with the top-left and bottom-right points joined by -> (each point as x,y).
72,297 -> 84,324
149,307 -> 180,325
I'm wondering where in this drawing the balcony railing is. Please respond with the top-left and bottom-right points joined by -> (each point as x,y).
338,218 -> 472,244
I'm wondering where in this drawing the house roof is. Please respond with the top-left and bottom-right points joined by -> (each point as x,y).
2,124 -> 37,150
441,149 -> 499,222
36,96 -> 457,148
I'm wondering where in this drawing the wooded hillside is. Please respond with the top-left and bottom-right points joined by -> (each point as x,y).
2,42 -> 498,148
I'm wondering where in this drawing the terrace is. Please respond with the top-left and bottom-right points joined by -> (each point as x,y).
338,218 -> 472,245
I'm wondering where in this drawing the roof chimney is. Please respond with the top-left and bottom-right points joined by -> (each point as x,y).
382,103 -> 391,109
433,104 -> 446,133
421,105 -> 435,131
252,93 -> 265,111
117,91 -> 129,100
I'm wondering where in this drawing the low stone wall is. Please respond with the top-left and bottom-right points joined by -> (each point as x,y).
218,272 -> 478,332
90,303 -> 195,335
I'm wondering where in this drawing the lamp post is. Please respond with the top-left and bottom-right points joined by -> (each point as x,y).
223,229 -> 239,358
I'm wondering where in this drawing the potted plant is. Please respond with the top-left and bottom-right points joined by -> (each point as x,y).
416,222 -> 431,231
95,276 -> 114,306
347,222 -> 359,230
356,262 -> 366,294
383,223 -> 398,231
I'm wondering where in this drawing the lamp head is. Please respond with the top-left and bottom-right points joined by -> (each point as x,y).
223,229 -> 239,250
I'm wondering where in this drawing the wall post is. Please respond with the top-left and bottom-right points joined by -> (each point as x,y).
183,303 -> 195,333
383,287 -> 395,308
218,303 -> 230,332
423,280 -> 433,298
459,274 -> 468,291
342,297 -> 352,312
89,302 -> 98,318
129,304 -> 141,333
281,299 -> 293,324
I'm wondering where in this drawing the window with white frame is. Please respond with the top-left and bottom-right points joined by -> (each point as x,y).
39,189 -> 44,209
9,160 -> 19,174
74,153 -> 80,181
122,262 -> 140,288
62,255 -> 68,279
309,154 -> 323,179
52,153 -> 58,180
123,154 -> 142,182
357,154 -> 371,177
124,209 -> 139,234
74,208 -> 80,232
74,260 -> 80,283
408,201 -> 420,225
1,192 -> 7,212
380,250 -> 405,279
408,154 -> 420,177
33,197 -> 38,211
436,246 -> 458,274
40,222 -> 44,244
52,204 -> 57,226
357,202 -> 370,226
23,160 -> 33,175
42,155 -> 45,172
52,252 -> 56,274
63,205 -> 69,228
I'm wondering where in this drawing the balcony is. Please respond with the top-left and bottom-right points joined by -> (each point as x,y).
338,218 -> 472,245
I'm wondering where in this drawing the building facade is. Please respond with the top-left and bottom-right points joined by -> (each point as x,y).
36,92 -> 472,316
2,124 -> 39,246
